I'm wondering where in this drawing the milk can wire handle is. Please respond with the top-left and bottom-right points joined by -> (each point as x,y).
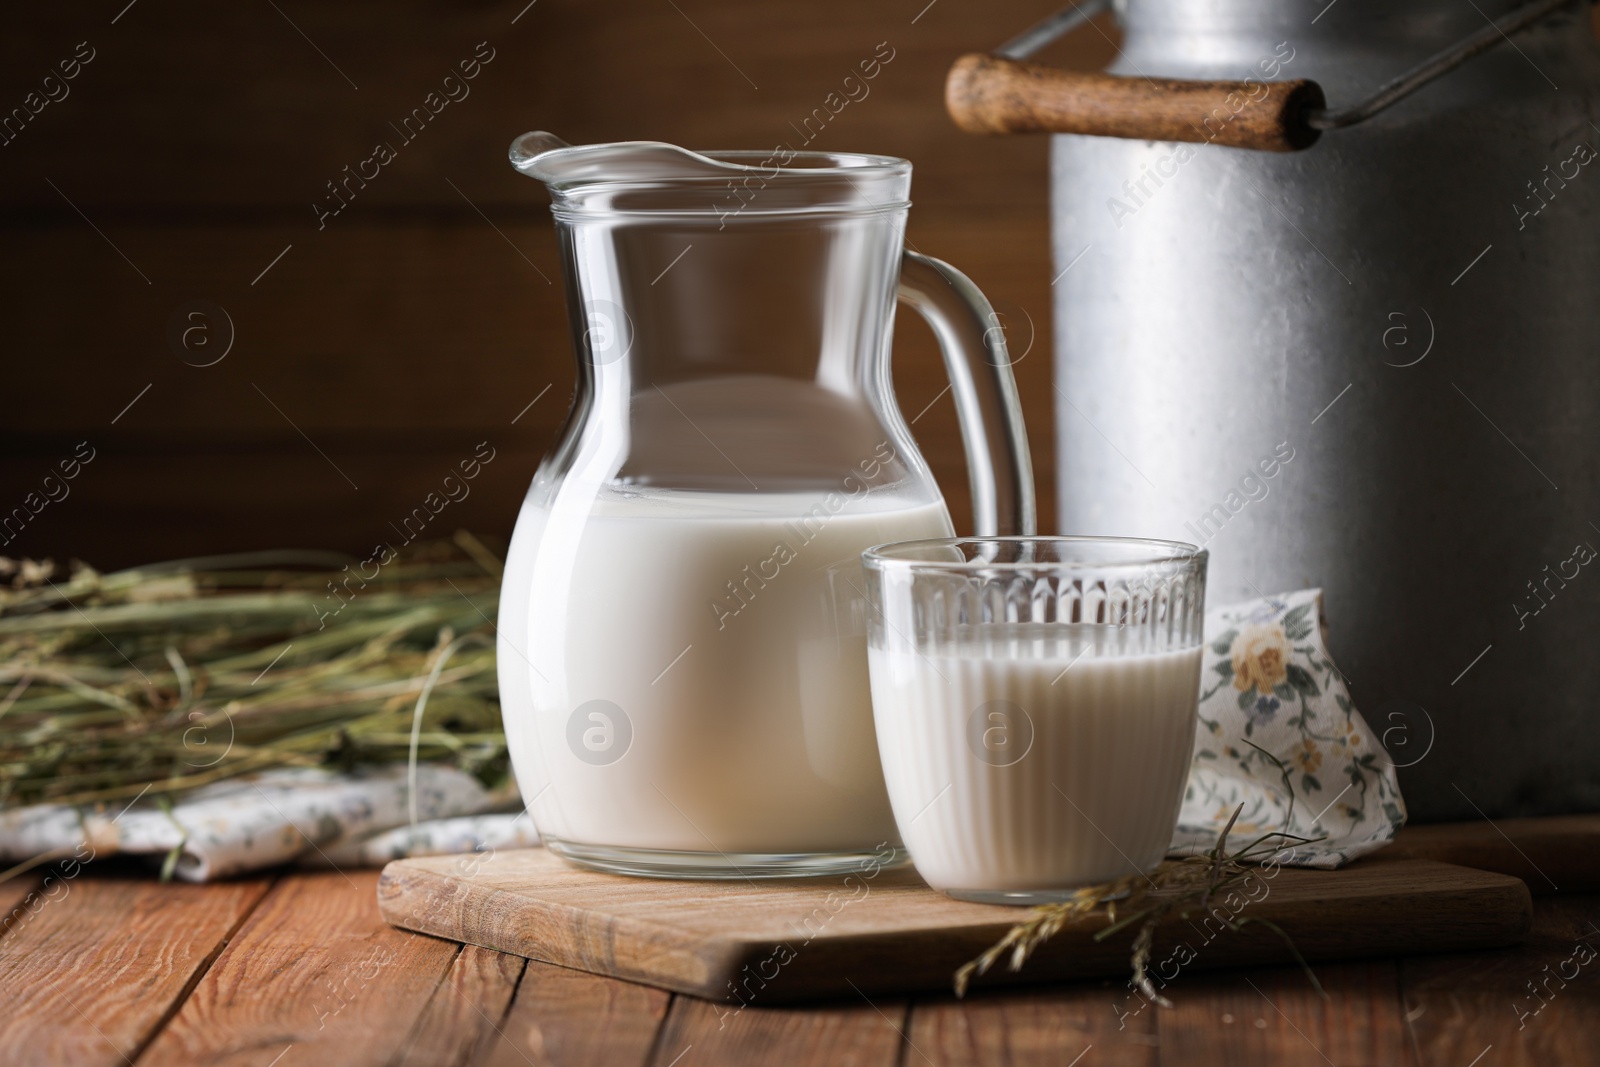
897,251 -> 1037,537
947,0 -> 1589,152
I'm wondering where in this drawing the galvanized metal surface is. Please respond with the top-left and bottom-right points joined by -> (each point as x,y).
1052,0 -> 1600,820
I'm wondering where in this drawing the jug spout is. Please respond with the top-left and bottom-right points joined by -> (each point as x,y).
508,130 -> 772,211
508,130 -> 750,190
506,132 -> 915,218
508,130 -> 572,173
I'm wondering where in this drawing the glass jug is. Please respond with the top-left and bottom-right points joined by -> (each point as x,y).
497,132 -> 1034,878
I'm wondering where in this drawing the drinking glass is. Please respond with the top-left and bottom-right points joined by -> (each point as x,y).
862,536 -> 1207,903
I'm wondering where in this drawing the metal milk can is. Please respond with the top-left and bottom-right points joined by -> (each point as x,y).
948,0 -> 1600,820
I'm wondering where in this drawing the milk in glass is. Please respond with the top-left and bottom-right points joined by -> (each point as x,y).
869,622 -> 1201,893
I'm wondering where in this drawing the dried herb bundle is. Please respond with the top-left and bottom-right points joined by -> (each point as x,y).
0,532 -> 510,809
955,744 -> 1324,1002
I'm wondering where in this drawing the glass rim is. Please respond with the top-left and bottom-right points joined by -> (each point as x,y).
531,143 -> 912,181
529,143 -> 913,219
699,148 -> 912,173
550,201 -> 913,223
861,535 -> 1208,573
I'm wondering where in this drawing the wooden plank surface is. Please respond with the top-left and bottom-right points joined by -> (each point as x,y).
1155,961 -> 1412,1067
1382,813 -> 1600,893
1400,895 -> 1600,1067
0,873 -> 45,939
0,875 -> 272,1067
475,958 -> 670,1067
139,869 -> 461,1067
651,995 -> 909,1067
0,871 -> 1589,1066
1,0 -> 1079,570
379,848 -> 1531,1002
0,0 -> 1088,212
0,219 -> 1045,433
0,214 -> 1055,568
392,944 -> 526,1067
909,982 -> 1160,1067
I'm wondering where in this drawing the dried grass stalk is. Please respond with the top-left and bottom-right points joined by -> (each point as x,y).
0,532 -> 509,809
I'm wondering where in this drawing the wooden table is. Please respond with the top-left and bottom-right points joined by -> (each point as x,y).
3,860 -> 1598,1067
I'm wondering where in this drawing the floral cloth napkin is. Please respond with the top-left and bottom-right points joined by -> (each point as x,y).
0,765 -> 532,882
315,813 -> 540,868
1171,588 -> 1406,868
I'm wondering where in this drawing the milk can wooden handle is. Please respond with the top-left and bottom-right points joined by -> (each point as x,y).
945,54 -> 1326,152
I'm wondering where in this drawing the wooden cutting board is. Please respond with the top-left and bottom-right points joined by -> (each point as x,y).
378,849 -> 1530,1003
1379,813 -> 1600,894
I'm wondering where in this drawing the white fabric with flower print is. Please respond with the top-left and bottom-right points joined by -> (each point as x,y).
1170,588 -> 1406,869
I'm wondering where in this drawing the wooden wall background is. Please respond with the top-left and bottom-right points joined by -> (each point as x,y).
0,0 -> 1123,570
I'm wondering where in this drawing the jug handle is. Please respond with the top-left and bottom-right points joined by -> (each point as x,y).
898,251 -> 1037,537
